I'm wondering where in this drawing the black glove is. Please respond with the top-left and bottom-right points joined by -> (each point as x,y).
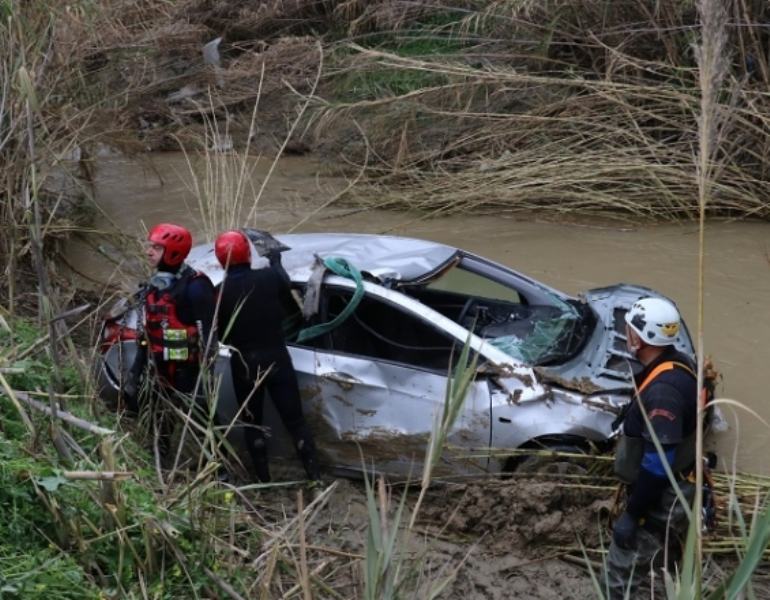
613,511 -> 639,550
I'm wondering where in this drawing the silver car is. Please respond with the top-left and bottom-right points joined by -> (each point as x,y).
99,232 -> 694,477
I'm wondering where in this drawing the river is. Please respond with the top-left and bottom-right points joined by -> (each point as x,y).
66,153 -> 770,475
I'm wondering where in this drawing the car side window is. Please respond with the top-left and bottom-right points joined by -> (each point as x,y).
320,288 -> 458,371
427,266 -> 521,304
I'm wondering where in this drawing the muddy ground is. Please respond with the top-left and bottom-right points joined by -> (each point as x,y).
239,469 -> 612,599
227,457 -> 770,599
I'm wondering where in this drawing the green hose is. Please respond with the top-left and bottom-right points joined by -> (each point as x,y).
294,257 -> 365,343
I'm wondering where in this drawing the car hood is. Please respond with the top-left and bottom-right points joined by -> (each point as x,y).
536,284 -> 695,394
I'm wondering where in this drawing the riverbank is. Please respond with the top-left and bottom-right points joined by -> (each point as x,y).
3,2 -> 770,598
51,0 -> 770,220
4,313 -> 770,598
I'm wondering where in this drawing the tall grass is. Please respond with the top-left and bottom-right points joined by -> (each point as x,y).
32,0 -> 770,220
671,1 -> 770,598
308,1 -> 770,220
693,0 -> 731,581
180,41 -> 323,241
0,1 -> 91,314
587,1 -> 770,597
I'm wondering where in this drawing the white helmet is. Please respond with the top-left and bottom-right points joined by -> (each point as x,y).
625,297 -> 681,347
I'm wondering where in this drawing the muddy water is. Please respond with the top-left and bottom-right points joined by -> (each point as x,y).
69,153 -> 770,474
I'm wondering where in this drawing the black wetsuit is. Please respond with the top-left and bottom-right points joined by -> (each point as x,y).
217,263 -> 319,482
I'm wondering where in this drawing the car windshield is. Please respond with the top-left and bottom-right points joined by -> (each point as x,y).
483,301 -> 591,365
410,263 -> 594,366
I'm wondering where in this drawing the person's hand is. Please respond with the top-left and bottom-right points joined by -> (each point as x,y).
267,248 -> 282,265
613,511 -> 639,550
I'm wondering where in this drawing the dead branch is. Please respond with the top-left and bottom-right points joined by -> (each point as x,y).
64,470 -> 133,481
2,388 -> 114,435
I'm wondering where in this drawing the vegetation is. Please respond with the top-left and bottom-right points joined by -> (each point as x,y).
2,1 -> 770,598
38,0 -> 767,221
6,1 -> 770,222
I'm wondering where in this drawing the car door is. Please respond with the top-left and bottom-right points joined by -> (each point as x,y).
303,282 -> 493,477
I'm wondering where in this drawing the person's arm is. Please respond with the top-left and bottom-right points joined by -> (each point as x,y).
124,337 -> 147,412
264,265 -> 298,320
186,277 -> 218,363
268,249 -> 291,286
123,298 -> 149,411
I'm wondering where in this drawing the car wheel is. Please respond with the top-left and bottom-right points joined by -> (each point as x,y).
509,444 -> 589,476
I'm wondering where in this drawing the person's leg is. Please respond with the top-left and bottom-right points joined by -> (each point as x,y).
231,352 -> 271,482
153,387 -> 175,461
604,524 -> 664,599
173,364 -> 219,425
264,353 -> 320,481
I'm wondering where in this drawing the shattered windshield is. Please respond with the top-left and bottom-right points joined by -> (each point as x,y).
414,264 -> 593,366
484,304 -> 587,365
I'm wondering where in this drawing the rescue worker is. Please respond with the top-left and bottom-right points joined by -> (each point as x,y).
604,297 -> 700,599
127,223 -> 217,457
214,229 -> 321,483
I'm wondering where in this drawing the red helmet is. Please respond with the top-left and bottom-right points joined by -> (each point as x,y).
215,230 -> 251,267
147,223 -> 192,267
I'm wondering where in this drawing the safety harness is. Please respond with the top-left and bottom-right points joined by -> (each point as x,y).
614,360 -> 700,484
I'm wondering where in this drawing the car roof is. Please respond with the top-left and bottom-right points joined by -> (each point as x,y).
187,232 -> 459,286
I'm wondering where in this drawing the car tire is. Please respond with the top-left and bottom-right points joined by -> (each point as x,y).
509,444 -> 588,476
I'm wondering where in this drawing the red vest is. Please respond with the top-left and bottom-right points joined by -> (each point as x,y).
144,274 -> 201,364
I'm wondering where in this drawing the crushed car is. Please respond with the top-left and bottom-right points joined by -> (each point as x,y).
98,231 -> 695,477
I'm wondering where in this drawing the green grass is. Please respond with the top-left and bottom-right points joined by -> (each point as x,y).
0,316 -> 222,597
0,426 -> 103,597
333,12 -> 467,101
0,318 -> 82,393
338,62 -> 452,100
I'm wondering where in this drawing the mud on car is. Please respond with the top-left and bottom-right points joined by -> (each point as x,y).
99,231 -> 694,477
